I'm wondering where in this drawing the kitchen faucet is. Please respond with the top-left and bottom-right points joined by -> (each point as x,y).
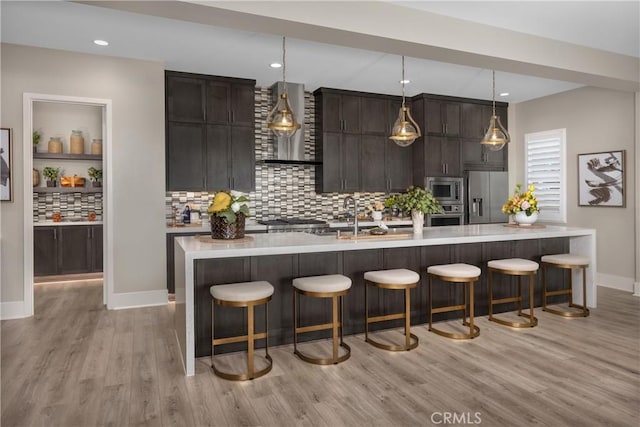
343,196 -> 359,236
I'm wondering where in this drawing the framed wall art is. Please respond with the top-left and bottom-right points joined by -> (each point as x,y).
578,150 -> 625,207
0,128 -> 12,202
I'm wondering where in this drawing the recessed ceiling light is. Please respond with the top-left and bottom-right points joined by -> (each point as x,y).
93,40 -> 109,46
270,62 -> 282,68
499,92 -> 510,97
399,79 -> 410,84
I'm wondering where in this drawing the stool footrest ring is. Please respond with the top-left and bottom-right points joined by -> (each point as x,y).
429,324 -> 480,340
543,305 -> 590,317
366,332 -> 418,351
294,342 -> 351,365
212,353 -> 273,381
489,313 -> 538,328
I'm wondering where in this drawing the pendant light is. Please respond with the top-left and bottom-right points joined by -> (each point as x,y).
267,36 -> 301,138
480,70 -> 510,151
389,56 -> 421,147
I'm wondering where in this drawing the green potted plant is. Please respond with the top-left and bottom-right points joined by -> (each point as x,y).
87,167 -> 103,187
207,190 -> 250,239
32,131 -> 41,153
385,186 -> 443,233
42,166 -> 60,187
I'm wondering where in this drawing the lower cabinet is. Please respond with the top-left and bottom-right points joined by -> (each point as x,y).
34,225 -> 103,276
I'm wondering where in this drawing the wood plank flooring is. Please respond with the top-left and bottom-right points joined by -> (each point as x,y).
2,281 -> 638,426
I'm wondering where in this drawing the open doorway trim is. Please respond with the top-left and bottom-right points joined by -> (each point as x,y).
23,93 -> 113,315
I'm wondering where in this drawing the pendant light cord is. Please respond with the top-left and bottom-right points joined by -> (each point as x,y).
282,36 -> 287,90
492,70 -> 496,117
401,56 -> 406,109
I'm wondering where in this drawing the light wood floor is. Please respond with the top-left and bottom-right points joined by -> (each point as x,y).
2,281 -> 639,427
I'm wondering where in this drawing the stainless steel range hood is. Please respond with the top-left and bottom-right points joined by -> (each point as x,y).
269,81 -> 308,162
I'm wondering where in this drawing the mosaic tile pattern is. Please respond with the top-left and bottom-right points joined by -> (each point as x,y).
33,191 -> 103,222
166,87 -> 389,222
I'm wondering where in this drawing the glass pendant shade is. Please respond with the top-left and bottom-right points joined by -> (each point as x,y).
267,92 -> 300,138
481,114 -> 509,151
480,70 -> 510,151
389,106 -> 420,147
266,36 -> 300,138
389,56 -> 421,147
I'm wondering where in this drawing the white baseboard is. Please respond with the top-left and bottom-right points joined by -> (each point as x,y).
0,301 -> 28,320
633,282 -> 640,297
110,289 -> 168,310
597,273 -> 634,292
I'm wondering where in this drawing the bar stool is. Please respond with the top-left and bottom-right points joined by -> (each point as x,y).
487,258 -> 539,328
293,274 -> 351,365
427,263 -> 481,339
364,269 -> 420,351
541,254 -> 590,317
210,281 -> 274,381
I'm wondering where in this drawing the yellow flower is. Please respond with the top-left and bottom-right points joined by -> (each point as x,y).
208,192 -> 231,213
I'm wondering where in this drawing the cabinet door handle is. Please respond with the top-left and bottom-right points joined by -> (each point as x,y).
343,119 -> 347,131
53,228 -> 57,240
231,111 -> 235,123
442,123 -> 445,134
228,111 -> 231,123
445,123 -> 448,134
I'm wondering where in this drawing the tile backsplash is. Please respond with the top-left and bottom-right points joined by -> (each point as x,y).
166,87 -> 388,223
33,192 -> 103,222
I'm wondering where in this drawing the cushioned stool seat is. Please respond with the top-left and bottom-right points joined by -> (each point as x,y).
487,258 -> 539,328
427,263 -> 481,339
364,269 -> 420,351
293,274 -> 352,365
210,281 -> 274,381
541,254 -> 590,317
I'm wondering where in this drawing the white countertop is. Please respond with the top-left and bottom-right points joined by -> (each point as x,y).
175,224 -> 596,259
167,220 -> 267,233
327,218 -> 413,228
34,221 -> 103,226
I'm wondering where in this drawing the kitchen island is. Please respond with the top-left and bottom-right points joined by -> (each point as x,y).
174,224 -> 596,376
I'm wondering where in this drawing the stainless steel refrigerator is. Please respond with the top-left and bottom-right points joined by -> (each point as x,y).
466,171 -> 509,224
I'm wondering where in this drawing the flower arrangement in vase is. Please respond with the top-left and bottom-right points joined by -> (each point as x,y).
502,184 -> 540,226
207,190 -> 250,239
384,186 -> 443,233
366,201 -> 385,221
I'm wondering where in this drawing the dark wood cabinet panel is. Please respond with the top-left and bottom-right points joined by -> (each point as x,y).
166,122 -> 206,191
386,137 -> 413,192
91,225 -> 103,273
34,227 -> 58,276
441,138 -> 461,176
425,99 -> 443,135
342,134 -> 361,192
444,103 -> 461,136
230,126 -> 255,191
341,95 -> 361,134
319,132 -> 342,191
461,104 -> 508,171
321,92 -> 343,133
35,226 -> 101,276
58,226 -> 91,275
205,124 -> 230,190
166,76 -> 205,123
461,102 -> 485,139
425,99 -> 460,136
166,71 -> 255,192
342,249 -> 383,333
205,81 -> 230,124
360,135 -> 386,192
361,97 -> 387,135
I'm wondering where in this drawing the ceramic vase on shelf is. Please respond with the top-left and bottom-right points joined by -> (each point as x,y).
371,211 -> 383,221
210,214 -> 246,240
514,211 -> 538,226
411,210 -> 424,234
70,130 -> 84,154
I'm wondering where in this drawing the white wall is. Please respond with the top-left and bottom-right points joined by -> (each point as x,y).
513,86 -> 637,290
1,43 -> 166,310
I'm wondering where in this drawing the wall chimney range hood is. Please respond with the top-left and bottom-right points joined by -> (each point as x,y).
264,81 -> 320,165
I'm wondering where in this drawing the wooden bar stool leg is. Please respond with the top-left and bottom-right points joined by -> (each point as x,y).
293,289 -> 298,354
582,267 -> 589,316
488,269 -> 494,320
332,295 -> 339,363
211,299 -> 215,368
428,276 -> 433,330
365,282 -> 369,342
529,273 -> 535,324
517,276 -> 522,316
468,281 -> 475,336
404,287 -> 411,348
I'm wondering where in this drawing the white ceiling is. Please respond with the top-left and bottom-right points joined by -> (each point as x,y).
1,1 -> 638,103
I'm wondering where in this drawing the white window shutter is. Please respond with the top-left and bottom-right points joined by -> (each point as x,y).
524,129 -> 566,223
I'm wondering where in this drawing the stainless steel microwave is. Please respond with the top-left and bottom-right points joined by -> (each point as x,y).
425,176 -> 464,205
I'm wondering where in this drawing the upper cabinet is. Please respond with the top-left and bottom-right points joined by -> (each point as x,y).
461,102 -> 508,170
425,98 -> 461,137
314,88 -> 410,193
165,71 -> 256,192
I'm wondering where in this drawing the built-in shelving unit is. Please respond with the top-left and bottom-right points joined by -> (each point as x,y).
33,152 -> 102,161
33,187 -> 102,194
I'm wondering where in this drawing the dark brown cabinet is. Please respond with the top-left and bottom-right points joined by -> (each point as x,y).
461,103 -> 508,170
34,225 -> 103,276
319,132 -> 361,192
166,71 -> 256,192
166,76 -> 205,123
423,136 -> 461,177
315,88 -> 410,193
425,98 -> 461,136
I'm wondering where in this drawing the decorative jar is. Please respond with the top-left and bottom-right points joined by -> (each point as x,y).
48,137 -> 63,153
70,130 -> 84,154
91,139 -> 102,155
514,211 -> 538,226
210,213 -> 246,240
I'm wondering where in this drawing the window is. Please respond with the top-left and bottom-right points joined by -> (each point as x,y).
524,129 -> 566,223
